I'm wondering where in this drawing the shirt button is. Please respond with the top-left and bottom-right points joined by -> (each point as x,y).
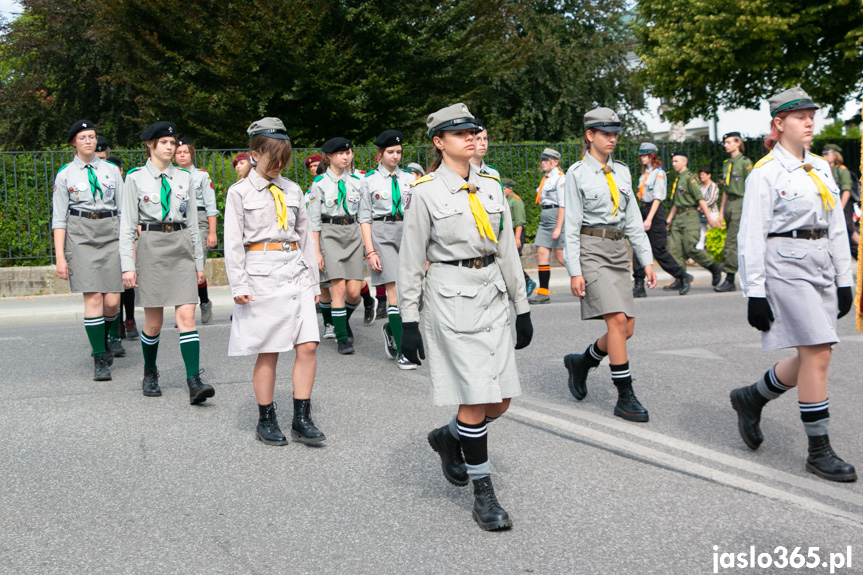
490,351 -> 495,356
484,306 -> 488,310
485,327 -> 490,332
483,282 -> 488,286
492,375 -> 497,380
456,290 -> 462,295
818,267 -> 822,272
791,251 -> 795,255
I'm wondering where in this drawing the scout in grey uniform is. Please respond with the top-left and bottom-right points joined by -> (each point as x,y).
52,120 -> 125,381
632,143 -> 689,297
358,129 -> 417,369
398,103 -> 533,531
175,138 -> 219,323
469,118 -> 500,178
528,147 -> 566,304
224,118 -> 325,446
308,137 -> 365,355
119,121 -> 215,405
731,87 -> 856,483
95,136 -> 110,161
715,132 -> 754,292
561,108 -> 657,423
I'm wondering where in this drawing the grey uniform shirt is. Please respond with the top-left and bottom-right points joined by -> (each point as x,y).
52,156 -> 124,229
738,142 -> 851,298
307,168 -> 363,232
223,169 -> 320,298
479,160 -> 500,179
358,165 -> 414,223
562,153 -> 652,277
638,166 -> 667,204
397,162 -> 529,323
537,168 -> 566,207
119,159 -> 203,272
189,165 -> 219,217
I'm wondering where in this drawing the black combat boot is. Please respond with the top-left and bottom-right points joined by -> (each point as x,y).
471,476 -> 512,531
256,403 -> 288,446
103,336 -> 114,367
632,278 -> 646,298
679,273 -> 693,296
707,262 -> 723,286
427,425 -> 469,486
142,369 -> 161,397
93,354 -> 111,381
563,353 -> 598,400
375,295 -> 388,320
806,435 -> 857,482
291,398 -> 326,444
614,384 -> 649,422
729,385 -> 766,449
715,273 -> 736,292
108,336 -> 126,358
187,370 -> 215,405
663,277 -> 682,291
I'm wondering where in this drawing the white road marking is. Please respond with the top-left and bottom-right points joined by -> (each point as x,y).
655,347 -> 725,360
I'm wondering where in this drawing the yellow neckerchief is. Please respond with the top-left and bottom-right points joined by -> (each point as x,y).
725,160 -> 732,185
461,182 -> 498,243
268,184 -> 289,230
584,156 -> 619,216
800,163 -> 835,211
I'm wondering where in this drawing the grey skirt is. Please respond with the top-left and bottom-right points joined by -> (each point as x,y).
196,209 -> 210,264
136,227 -> 198,308
319,222 -> 364,282
229,249 -> 319,356
370,220 -> 403,286
64,214 -> 123,294
762,237 -> 838,351
423,262 -> 520,407
534,207 -> 564,249
580,234 -> 634,320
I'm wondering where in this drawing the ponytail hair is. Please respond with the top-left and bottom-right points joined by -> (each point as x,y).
764,111 -> 792,151
581,130 -> 594,160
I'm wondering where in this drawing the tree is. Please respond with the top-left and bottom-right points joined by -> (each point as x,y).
634,0 -> 863,123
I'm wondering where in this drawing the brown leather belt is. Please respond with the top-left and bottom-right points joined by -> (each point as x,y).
676,206 -> 698,213
246,242 -> 299,252
69,209 -> 117,219
441,254 -> 496,269
580,226 -> 623,241
768,228 -> 827,240
141,222 -> 186,232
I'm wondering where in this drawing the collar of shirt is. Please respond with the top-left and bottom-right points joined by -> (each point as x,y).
247,167 -> 274,192
376,164 -> 399,178
583,152 -> 618,175
437,161 -> 477,194
772,142 -> 812,173
325,167 -> 347,184
72,155 -> 100,169
144,159 -> 177,180
675,168 -> 691,181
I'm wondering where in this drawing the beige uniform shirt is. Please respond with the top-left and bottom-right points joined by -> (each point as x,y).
398,162 -> 529,323
562,153 -> 652,277
52,156 -> 124,229
223,169 -> 320,298
119,160 -> 203,272
307,168 -> 363,231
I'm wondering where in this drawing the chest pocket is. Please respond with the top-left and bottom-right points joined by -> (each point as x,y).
285,198 -> 300,225
432,207 -> 464,244
243,199 -> 272,228
582,187 -> 605,211
484,203 -> 505,235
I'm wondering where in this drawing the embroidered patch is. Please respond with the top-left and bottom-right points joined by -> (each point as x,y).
152,194 -> 160,203
105,189 -> 113,199
210,182 -> 214,189
308,192 -> 316,202
404,194 -> 412,209
325,199 -> 336,207
179,202 -> 186,212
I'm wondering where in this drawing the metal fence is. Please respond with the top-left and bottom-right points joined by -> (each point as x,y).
2,139 -> 860,265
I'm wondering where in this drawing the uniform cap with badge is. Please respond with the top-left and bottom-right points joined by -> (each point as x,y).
405,162 -> 425,176
177,137 -> 194,148
374,130 -> 404,148
95,136 -> 110,152
141,121 -> 178,141
540,148 -> 561,160
822,144 -> 842,154
426,103 -> 479,137
67,120 -> 96,143
671,150 -> 689,159
304,154 -> 323,169
722,131 -> 742,142
768,86 -> 819,117
500,177 -> 517,189
638,142 -> 658,155
247,117 -> 290,140
584,107 -> 622,133
321,137 -> 352,154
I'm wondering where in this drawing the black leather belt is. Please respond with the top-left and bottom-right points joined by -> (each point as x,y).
373,215 -> 403,222
541,204 -> 559,210
141,222 -> 187,233
677,206 -> 698,213
581,226 -> 623,241
197,206 -> 206,211
441,255 -> 496,269
768,228 -> 827,240
322,216 -> 356,225
69,209 -> 117,219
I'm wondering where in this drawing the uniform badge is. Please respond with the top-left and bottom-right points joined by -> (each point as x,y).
780,191 -> 786,196
143,195 -> 150,202
76,182 -> 88,192
179,202 -> 186,212
210,182 -> 214,189
381,192 -> 390,200
152,193 -> 160,203
308,192 -> 316,202
325,199 -> 336,207
175,192 -> 182,199
374,193 -> 381,200
68,187 -> 76,194
105,189 -> 113,199
404,194 -> 412,209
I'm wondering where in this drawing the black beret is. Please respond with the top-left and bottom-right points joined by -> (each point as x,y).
95,135 -> 110,152
373,130 -> 404,148
722,132 -> 741,142
106,155 -> 123,169
671,150 -> 689,159
321,137 -> 352,154
67,120 -> 96,142
140,121 -> 178,141
474,118 -> 487,132
177,137 -> 194,148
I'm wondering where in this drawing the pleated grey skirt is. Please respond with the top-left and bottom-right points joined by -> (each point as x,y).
136,228 -> 198,308
370,220 -> 403,286
319,223 -> 364,282
579,234 -> 634,320
64,214 -> 123,294
534,208 -> 564,249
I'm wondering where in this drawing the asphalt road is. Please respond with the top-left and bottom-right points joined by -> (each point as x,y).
1,269 -> 862,574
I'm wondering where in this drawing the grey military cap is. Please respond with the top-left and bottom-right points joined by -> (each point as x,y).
584,107 -> 622,132
405,162 -> 425,176
426,103 -> 479,137
638,142 -> 658,155
540,148 -> 561,160
247,117 -> 290,140
769,87 -> 818,117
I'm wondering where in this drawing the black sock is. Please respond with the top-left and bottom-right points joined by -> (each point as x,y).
799,399 -> 829,436
122,287 -> 135,320
610,361 -> 632,390
584,339 -> 607,366
457,419 -> 488,465
198,280 -> 209,304
346,299 -> 360,321
537,265 -> 551,294
360,284 -> 373,307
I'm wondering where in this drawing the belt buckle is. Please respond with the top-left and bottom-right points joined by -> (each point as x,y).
282,241 -> 292,251
88,212 -> 99,220
473,257 -> 483,269
809,230 -> 818,240
164,223 -> 174,233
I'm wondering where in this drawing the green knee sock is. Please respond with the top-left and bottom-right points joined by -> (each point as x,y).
179,331 -> 201,378
388,306 -> 403,355
140,331 -> 160,370
84,316 -> 106,356
320,301 -> 333,326
345,299 -> 359,321
105,313 -> 120,339
332,307 -> 348,342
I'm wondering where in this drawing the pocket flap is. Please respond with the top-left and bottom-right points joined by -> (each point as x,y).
433,207 -> 463,219
438,284 -> 478,298
777,245 -> 806,259
243,199 -> 269,210
493,279 -> 507,293
485,204 -> 504,214
248,264 -> 274,276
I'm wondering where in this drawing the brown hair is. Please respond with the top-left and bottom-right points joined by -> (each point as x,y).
144,136 -> 178,159
581,130 -> 594,159
249,134 -> 292,174
831,150 -> 845,166
177,142 -> 196,162
640,152 -> 662,173
373,145 -> 404,165
764,111 -> 792,151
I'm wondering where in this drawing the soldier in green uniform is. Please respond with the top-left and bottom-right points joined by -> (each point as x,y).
822,144 -> 853,207
502,178 -> 536,295
666,151 -> 724,287
715,132 -> 754,292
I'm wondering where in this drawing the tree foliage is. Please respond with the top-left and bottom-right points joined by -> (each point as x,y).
634,0 -> 863,123
0,0 -> 639,149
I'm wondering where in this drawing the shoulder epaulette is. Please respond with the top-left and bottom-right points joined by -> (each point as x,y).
313,175 -> 324,183
198,168 -> 207,172
723,159 -> 729,163
478,172 -> 500,182
514,193 -> 521,200
351,173 -> 361,180
364,170 -> 375,177
840,165 -> 848,170
410,174 -> 435,187
57,163 -> 70,174
810,153 -> 824,160
753,155 -> 774,169
178,168 -> 191,174
613,159 -> 627,168
104,160 -> 118,168
126,167 -> 142,175
487,164 -> 497,171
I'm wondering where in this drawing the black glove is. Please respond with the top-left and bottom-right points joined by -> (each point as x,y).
837,286 -> 853,319
400,322 -> 425,366
747,297 -> 774,332
515,312 -> 533,349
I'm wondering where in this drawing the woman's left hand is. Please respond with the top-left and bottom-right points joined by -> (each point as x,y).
369,253 -> 382,272
207,233 -> 218,249
837,286 -> 853,319
197,271 -> 206,285
551,228 -> 561,240
514,312 -> 533,349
